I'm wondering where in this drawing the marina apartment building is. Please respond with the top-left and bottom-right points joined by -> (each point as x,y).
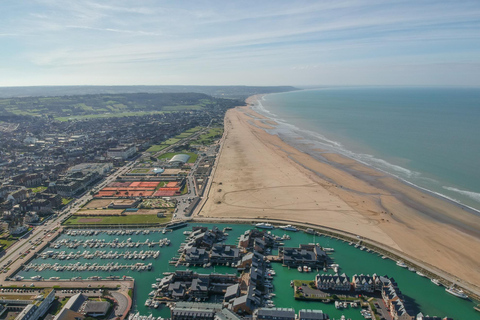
14,289 -> 55,320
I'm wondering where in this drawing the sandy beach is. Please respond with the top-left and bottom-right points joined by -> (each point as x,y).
198,95 -> 480,290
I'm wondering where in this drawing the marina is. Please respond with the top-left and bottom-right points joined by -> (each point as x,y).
14,223 -> 479,319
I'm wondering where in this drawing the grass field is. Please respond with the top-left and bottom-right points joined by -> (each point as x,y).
0,239 -> 16,250
163,138 -> 181,145
146,145 -> 169,153
63,214 -> 172,225
129,168 -> 151,174
185,126 -> 203,133
190,127 -> 223,145
61,198 -> 73,205
55,111 -> 168,121
29,186 -> 47,193
158,152 -> 198,163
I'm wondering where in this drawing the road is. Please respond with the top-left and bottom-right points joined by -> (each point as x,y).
0,161 -> 137,278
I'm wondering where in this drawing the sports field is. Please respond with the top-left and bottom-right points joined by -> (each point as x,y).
157,152 -> 197,163
84,199 -> 113,208
75,209 -> 125,216
63,214 -> 172,225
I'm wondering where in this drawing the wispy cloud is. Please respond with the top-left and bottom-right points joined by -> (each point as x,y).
1,0 -> 480,86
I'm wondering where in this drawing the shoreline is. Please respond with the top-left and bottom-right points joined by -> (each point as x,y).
198,95 -> 480,290
252,92 -> 480,217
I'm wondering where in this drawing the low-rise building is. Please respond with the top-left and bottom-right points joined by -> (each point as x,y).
279,244 -> 327,268
298,309 -> 330,320
107,145 -> 137,160
352,274 -> 375,293
254,308 -> 296,320
315,273 -> 351,291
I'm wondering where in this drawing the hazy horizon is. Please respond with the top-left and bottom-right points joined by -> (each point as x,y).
1,0 -> 480,87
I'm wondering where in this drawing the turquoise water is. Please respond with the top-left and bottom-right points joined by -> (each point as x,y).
18,225 -> 478,319
255,87 -> 480,213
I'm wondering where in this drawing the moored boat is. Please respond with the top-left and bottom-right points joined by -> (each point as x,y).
416,271 -> 426,277
431,279 -> 441,286
445,286 -> 468,299
396,261 -> 407,268
255,223 -> 274,229
279,225 -> 298,232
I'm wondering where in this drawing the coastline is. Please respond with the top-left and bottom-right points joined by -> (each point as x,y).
198,95 -> 480,290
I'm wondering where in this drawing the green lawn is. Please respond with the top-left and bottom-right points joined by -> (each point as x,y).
146,144 -> 169,153
163,138 -> 181,145
55,111 -> 168,121
157,152 -> 198,163
63,214 -> 172,225
185,126 -> 203,133
180,184 -> 188,195
29,186 -> 47,193
190,127 -> 223,145
0,239 -> 16,250
130,168 -> 151,174
62,198 -> 73,205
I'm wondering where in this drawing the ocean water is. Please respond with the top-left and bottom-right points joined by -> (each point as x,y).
254,87 -> 480,214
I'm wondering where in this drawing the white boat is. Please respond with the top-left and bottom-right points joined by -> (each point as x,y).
416,271 -> 426,277
279,225 -> 298,232
255,223 -> 274,229
396,261 -> 407,268
323,247 -> 335,252
297,266 -> 303,272
445,286 -> 468,299
31,275 -> 43,281
303,266 -> 309,272
408,267 -> 416,272
431,279 -> 441,286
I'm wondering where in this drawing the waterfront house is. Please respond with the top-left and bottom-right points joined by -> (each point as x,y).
280,244 -> 327,268
315,273 -> 351,291
254,308 -> 296,320
210,244 -> 240,265
352,274 -> 375,293
184,247 -> 209,266
298,309 -> 330,320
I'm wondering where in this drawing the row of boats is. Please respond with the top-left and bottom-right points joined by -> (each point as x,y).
128,312 -> 163,320
22,261 -> 153,272
144,299 -> 161,308
334,301 -> 359,309
40,250 -> 160,260
395,260 -> 469,299
349,240 -> 471,301
255,223 -> 299,231
14,275 -> 131,281
65,229 -> 157,236
50,238 -> 170,249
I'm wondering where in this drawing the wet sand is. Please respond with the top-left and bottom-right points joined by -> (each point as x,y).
199,96 -> 480,290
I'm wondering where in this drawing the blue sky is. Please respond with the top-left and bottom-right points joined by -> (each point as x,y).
1,0 -> 480,86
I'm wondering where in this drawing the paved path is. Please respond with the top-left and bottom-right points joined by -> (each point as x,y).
110,291 -> 130,320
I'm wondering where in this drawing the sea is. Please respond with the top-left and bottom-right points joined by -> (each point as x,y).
18,224 -> 479,319
253,87 -> 480,214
